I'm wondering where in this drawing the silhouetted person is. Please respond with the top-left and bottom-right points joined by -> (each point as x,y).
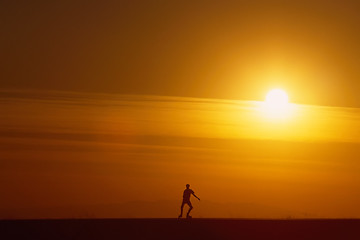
178,184 -> 200,218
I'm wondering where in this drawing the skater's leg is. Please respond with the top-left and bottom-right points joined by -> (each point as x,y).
186,201 -> 193,217
178,202 -> 185,218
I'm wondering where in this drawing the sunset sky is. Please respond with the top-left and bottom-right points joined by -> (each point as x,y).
2,1 -> 360,219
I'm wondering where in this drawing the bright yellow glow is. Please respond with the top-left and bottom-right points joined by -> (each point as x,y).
265,89 -> 289,106
261,89 -> 293,120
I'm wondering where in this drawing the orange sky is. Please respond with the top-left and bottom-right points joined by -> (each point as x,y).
1,90 -> 360,218
2,1 -> 360,218
2,1 -> 360,107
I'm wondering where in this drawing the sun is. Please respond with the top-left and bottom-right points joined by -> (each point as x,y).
261,89 -> 293,119
265,89 -> 289,107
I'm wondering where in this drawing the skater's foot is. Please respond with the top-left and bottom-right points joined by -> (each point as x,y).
178,215 -> 182,219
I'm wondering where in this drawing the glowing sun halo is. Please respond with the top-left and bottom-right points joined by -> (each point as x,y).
262,89 -> 292,119
265,89 -> 289,107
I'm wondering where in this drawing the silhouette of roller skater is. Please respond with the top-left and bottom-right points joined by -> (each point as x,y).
178,184 -> 200,219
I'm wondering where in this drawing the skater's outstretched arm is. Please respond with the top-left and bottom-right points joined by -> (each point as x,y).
192,193 -> 200,201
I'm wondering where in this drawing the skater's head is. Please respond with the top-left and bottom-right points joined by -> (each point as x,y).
186,184 -> 190,189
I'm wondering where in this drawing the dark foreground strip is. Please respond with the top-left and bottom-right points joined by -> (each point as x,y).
1,218 -> 360,240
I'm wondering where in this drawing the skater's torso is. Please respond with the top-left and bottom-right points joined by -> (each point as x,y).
183,189 -> 194,201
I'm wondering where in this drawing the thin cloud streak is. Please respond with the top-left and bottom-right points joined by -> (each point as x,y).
2,89 -> 360,142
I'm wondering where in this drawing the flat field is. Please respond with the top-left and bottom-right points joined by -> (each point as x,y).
1,218 -> 360,240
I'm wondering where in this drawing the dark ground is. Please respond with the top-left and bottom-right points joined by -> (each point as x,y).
1,218 -> 360,240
